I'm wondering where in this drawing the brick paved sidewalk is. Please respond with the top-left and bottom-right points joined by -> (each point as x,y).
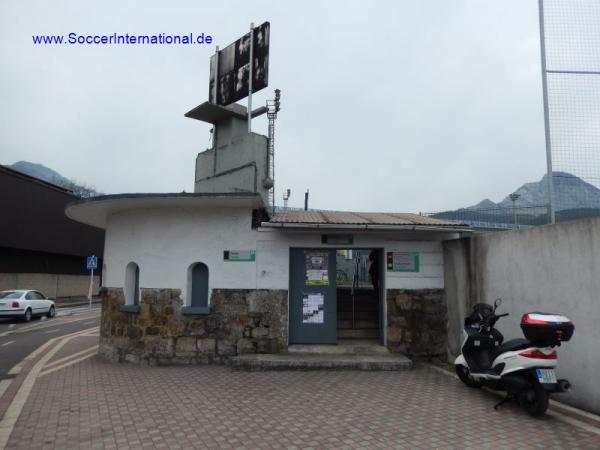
5,359 -> 600,449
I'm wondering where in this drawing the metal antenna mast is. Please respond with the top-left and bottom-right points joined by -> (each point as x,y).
265,89 -> 281,212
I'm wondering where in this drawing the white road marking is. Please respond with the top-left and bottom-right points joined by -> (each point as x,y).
8,363 -> 22,375
0,335 -> 68,449
43,346 -> 98,371
83,321 -> 96,325
1,340 -> 15,347
24,327 -> 99,362
40,346 -> 98,377
0,379 -> 11,399
0,328 -> 99,447
0,312 -> 100,337
44,329 -> 60,334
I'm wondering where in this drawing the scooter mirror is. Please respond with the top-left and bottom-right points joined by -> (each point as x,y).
494,298 -> 502,309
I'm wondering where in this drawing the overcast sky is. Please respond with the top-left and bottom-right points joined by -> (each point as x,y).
0,0 -> 548,212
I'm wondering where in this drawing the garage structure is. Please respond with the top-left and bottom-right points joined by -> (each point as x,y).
0,164 -> 104,300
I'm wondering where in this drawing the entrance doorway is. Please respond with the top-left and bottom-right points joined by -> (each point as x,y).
288,248 -> 383,345
336,249 -> 382,343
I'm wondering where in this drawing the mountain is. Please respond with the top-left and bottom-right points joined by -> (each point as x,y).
433,171 -> 600,226
10,161 -> 71,186
7,161 -> 101,198
467,198 -> 497,210
465,172 -> 600,211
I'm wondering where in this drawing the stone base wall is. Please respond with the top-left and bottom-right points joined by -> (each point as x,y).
386,289 -> 447,359
99,288 -> 288,365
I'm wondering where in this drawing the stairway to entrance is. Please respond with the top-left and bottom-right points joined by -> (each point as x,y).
337,287 -> 379,340
232,340 -> 412,371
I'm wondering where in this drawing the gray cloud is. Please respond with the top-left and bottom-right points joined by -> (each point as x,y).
1,0 -> 547,212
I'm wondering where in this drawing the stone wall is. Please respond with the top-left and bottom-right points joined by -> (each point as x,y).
99,287 -> 288,365
386,289 -> 447,359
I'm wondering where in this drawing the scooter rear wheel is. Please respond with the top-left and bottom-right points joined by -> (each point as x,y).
521,384 -> 549,417
455,365 -> 482,388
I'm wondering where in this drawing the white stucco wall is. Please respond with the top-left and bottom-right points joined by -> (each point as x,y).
104,206 -> 260,304
103,206 -> 454,307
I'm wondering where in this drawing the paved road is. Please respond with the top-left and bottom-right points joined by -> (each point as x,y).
0,304 -> 100,377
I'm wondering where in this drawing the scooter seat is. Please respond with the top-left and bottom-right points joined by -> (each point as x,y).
498,338 -> 531,354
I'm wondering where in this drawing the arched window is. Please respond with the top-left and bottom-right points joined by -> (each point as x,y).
182,262 -> 209,315
190,262 -> 209,307
124,262 -> 140,306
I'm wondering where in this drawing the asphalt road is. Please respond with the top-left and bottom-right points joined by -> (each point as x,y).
0,304 -> 100,377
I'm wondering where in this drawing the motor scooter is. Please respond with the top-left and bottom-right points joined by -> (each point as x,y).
454,298 -> 574,416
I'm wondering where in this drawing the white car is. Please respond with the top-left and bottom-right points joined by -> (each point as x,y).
0,290 -> 56,321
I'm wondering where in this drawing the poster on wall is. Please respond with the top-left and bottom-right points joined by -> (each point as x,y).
305,252 -> 329,285
386,252 -> 420,272
302,293 -> 324,323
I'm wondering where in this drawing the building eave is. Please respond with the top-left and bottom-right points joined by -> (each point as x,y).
259,221 -> 472,234
66,192 -> 265,229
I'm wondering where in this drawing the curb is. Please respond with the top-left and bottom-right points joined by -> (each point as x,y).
56,300 -> 102,308
427,363 -> 600,435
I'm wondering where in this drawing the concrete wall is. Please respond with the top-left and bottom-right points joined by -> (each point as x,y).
443,218 -> 600,414
0,272 -> 100,299
194,114 -> 270,206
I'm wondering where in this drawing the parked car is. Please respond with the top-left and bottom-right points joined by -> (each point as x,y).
0,290 -> 56,321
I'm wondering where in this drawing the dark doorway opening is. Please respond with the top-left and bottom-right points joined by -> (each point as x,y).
336,249 -> 382,343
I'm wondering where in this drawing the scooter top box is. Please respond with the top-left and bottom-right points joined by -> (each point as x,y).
520,313 -> 574,345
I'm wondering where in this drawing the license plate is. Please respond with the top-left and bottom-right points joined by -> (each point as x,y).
536,368 -> 557,384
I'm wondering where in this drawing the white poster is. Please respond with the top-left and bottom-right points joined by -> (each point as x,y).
302,293 -> 324,324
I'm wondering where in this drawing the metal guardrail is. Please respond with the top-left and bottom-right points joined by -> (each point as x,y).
424,203 -> 600,230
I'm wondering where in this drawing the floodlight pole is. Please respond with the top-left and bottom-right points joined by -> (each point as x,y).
538,0 -> 556,224
248,22 -> 254,133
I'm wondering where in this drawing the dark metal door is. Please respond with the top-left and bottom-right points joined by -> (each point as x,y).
289,248 -> 337,344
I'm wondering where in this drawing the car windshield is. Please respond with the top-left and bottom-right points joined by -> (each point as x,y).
0,291 -> 23,299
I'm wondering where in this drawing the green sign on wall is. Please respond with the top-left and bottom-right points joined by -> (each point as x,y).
386,252 -> 420,272
224,250 -> 256,262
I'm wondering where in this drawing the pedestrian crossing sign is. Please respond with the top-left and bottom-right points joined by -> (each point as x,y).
86,255 -> 98,270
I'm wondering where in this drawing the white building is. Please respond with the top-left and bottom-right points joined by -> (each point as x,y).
65,100 -> 469,365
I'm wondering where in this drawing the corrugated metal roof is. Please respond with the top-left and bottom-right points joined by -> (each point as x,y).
269,210 -> 464,227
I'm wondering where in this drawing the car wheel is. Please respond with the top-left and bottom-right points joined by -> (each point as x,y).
47,305 -> 56,319
23,308 -> 32,322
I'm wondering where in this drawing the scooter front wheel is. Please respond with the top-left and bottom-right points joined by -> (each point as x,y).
455,364 -> 482,388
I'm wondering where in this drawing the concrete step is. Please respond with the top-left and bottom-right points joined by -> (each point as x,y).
232,353 -> 412,371
337,295 -> 378,303
337,320 -> 379,329
288,341 -> 389,355
338,311 -> 378,320
338,328 -> 379,339
337,304 -> 378,312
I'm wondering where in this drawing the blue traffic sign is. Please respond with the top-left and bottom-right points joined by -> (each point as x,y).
86,255 -> 98,270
